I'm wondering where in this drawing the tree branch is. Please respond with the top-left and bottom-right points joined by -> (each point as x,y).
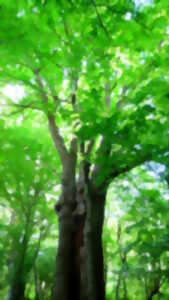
48,115 -> 69,164
71,76 -> 79,108
34,68 -> 48,104
8,102 -> 41,116
91,83 -> 112,184
2,70 -> 40,92
110,147 -> 169,181
91,0 -> 109,37
85,139 -> 95,156
33,69 -> 70,165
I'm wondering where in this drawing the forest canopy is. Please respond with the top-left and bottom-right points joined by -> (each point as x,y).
0,0 -> 169,300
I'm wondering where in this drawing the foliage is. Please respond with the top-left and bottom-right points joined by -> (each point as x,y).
0,0 -> 168,299
104,162 -> 169,299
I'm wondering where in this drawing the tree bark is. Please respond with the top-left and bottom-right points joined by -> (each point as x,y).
52,210 -> 80,300
52,164 -> 81,300
47,87 -> 107,300
7,279 -> 26,300
115,274 -> 121,300
52,162 -> 106,300
7,209 -> 33,300
84,186 -> 106,300
7,232 -> 28,300
146,279 -> 160,300
34,266 -> 40,300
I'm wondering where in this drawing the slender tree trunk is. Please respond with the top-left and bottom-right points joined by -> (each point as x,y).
7,228 -> 29,300
123,278 -> 128,300
146,279 -> 160,300
34,266 -> 40,300
115,274 -> 121,300
8,279 -> 26,300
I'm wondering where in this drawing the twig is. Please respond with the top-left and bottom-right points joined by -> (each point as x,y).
91,0 -> 109,37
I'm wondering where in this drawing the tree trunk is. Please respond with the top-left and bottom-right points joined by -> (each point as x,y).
123,278 -> 128,300
8,279 -> 26,300
115,274 -> 121,300
34,266 -> 40,300
52,210 -> 81,300
52,169 -> 81,300
146,279 -> 160,300
7,231 -> 29,300
52,173 -> 106,300
84,187 -> 106,300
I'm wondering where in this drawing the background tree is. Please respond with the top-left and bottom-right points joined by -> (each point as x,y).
104,160 -> 169,300
0,121 -> 59,300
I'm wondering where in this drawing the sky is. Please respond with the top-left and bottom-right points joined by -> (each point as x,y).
135,0 -> 153,6
3,84 -> 25,103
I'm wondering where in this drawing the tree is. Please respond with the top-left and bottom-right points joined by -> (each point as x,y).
0,122 -> 58,300
0,1 -> 169,299
104,162 -> 169,300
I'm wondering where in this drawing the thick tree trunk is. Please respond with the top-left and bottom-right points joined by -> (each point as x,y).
52,169 -> 81,300
84,187 -> 106,300
52,210 -> 80,300
52,180 -> 106,300
52,158 -> 106,300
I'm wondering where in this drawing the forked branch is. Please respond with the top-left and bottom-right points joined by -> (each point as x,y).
33,68 -> 70,165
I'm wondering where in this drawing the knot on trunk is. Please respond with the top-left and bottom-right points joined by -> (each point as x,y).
55,200 -> 63,213
55,198 -> 76,218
